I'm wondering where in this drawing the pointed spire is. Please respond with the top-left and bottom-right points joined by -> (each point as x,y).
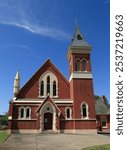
15,69 -> 20,80
75,17 -> 78,29
70,21 -> 91,47
67,21 -> 91,61
13,69 -> 20,98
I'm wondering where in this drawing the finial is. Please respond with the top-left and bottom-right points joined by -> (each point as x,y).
75,17 -> 78,28
15,69 -> 20,80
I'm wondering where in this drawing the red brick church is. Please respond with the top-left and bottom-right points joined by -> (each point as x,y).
8,25 -> 109,133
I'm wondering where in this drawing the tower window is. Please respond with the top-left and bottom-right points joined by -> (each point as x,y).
75,60 -> 81,71
82,60 -> 87,71
53,81 -> 56,96
40,81 -> 44,96
47,76 -> 50,95
81,103 -> 88,118
82,104 -> 87,117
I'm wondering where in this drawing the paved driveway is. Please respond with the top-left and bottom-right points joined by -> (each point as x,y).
0,133 -> 110,150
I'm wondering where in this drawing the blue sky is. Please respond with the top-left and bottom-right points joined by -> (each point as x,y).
0,0 -> 110,114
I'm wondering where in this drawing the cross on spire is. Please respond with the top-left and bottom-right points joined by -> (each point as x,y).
75,17 -> 78,28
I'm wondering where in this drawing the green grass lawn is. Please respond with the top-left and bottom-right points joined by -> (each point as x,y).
0,130 -> 9,144
81,144 -> 110,150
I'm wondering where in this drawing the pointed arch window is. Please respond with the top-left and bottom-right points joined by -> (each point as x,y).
75,59 -> 81,71
53,81 -> 56,96
82,60 -> 87,71
65,107 -> 72,119
40,81 -> 44,96
21,108 -> 24,118
19,107 -> 31,119
47,76 -> 50,95
19,107 -> 24,119
26,107 -> 30,118
81,102 -> 89,119
82,104 -> 87,117
39,71 -> 58,97
67,108 -> 70,118
19,106 -> 31,119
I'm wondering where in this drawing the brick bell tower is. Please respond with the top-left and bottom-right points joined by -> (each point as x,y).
67,24 -> 96,129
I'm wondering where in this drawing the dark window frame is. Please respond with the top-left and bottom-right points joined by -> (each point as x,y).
66,108 -> 71,119
40,80 -> 44,96
82,104 -> 87,118
75,59 -> 81,71
82,60 -> 87,71
26,108 -> 30,118
53,81 -> 56,96
20,108 -> 24,118
47,76 -> 50,95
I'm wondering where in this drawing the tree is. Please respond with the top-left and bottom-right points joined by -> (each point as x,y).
0,112 -> 8,126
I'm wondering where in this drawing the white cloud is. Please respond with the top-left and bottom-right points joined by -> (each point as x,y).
3,21 -> 70,40
0,43 -> 30,51
0,0 -> 70,40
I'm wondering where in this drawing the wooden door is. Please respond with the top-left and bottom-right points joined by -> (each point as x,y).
44,112 -> 53,130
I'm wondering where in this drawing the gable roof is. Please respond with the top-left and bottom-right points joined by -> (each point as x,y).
95,97 -> 110,115
36,95 -> 61,114
17,59 -> 69,98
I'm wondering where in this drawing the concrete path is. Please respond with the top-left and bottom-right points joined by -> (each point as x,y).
0,133 -> 110,150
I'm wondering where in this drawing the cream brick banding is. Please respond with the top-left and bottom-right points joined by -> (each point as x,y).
69,71 -> 92,82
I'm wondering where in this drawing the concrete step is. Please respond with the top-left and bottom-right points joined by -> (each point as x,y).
41,130 -> 57,134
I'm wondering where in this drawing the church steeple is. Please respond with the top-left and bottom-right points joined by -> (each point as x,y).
66,23 -> 96,121
13,70 -> 20,98
70,24 -> 91,47
67,24 -> 92,75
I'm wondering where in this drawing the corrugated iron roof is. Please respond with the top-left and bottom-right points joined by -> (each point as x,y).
95,97 -> 110,115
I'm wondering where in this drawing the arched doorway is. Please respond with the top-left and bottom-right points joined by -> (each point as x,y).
44,112 -> 53,130
40,102 -> 57,132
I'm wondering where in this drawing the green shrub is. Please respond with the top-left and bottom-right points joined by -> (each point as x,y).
0,115 -> 8,126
